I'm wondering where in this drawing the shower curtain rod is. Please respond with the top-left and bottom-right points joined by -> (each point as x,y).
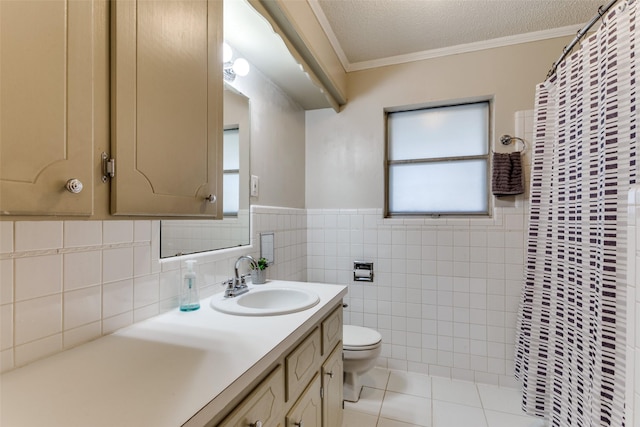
546,0 -> 620,80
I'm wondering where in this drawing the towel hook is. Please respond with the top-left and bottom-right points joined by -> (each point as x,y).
500,134 -> 526,153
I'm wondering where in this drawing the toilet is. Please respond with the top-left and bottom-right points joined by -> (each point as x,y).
342,325 -> 382,402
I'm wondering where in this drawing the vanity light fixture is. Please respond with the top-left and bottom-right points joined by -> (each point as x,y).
223,42 -> 250,82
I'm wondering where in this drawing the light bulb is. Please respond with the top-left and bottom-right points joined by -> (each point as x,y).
232,58 -> 250,77
223,42 -> 232,63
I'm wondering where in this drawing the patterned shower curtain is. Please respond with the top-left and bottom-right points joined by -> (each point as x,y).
514,1 -> 638,426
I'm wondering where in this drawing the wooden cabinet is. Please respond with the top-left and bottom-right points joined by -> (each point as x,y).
322,344 -> 344,427
1,0 -> 223,217
0,0 -> 97,215
213,304 -> 343,427
321,306 -> 342,356
286,374 -> 322,427
286,328 -> 321,402
111,0 -> 223,217
219,366 -> 285,427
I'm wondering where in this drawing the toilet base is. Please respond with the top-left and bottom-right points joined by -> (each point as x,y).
343,370 -> 363,402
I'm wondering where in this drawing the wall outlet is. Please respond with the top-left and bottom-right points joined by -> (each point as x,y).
250,175 -> 259,197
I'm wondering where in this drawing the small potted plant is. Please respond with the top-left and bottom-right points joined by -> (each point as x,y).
251,257 -> 269,284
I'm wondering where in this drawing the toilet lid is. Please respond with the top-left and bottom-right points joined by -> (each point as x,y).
343,325 -> 382,348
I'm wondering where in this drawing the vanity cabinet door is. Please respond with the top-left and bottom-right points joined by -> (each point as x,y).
111,0 -> 223,217
321,306 -> 342,356
0,0 -> 96,215
286,328 -> 321,402
322,343 -> 343,427
218,365 -> 285,427
286,374 -> 322,427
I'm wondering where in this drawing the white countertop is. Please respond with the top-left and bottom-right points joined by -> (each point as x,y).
0,280 -> 347,427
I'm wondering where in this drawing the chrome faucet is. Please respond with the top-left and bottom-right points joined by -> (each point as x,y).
223,255 -> 257,298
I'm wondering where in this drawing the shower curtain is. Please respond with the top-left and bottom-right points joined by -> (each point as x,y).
514,1 -> 638,426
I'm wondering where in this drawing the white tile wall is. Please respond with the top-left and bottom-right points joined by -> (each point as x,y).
15,254 -> 62,301
64,221 -> 102,247
15,221 -> 62,252
63,286 -> 101,330
102,221 -> 134,245
305,111 -> 535,385
0,206 -> 307,373
307,204 -> 525,385
63,251 -> 102,291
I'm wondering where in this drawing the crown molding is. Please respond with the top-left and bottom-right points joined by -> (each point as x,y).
347,24 -> 585,72
307,2 -> 585,74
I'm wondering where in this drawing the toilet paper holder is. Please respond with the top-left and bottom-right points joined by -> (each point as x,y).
353,261 -> 374,282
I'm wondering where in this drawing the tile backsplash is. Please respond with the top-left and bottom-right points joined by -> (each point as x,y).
0,206 -> 307,373
307,203 -> 526,387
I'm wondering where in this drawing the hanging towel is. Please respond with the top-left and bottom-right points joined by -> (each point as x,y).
491,152 -> 524,196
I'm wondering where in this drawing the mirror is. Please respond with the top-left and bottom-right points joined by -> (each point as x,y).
160,87 -> 250,258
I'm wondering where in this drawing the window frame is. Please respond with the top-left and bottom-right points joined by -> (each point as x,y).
384,100 -> 492,218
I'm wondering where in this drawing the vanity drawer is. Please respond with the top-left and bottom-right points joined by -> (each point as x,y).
285,327 -> 321,402
218,365 -> 285,427
321,305 -> 343,356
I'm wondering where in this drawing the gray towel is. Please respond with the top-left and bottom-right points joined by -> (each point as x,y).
492,152 -> 524,196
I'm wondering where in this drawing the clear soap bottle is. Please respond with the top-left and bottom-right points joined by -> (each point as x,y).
180,260 -> 200,311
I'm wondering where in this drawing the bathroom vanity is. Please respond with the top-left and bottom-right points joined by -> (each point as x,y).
0,281 -> 347,427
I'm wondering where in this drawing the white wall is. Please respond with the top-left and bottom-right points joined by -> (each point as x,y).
305,38 -> 568,209
230,68 -> 306,209
303,39 -> 563,383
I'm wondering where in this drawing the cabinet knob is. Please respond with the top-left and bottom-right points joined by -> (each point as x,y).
326,371 -> 334,378
204,194 -> 216,203
65,179 -> 83,194
249,421 -> 262,427
294,422 -> 304,427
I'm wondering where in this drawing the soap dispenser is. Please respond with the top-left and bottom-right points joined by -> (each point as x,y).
180,260 -> 200,311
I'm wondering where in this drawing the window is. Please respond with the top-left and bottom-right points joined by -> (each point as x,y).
386,101 -> 490,216
223,128 -> 240,216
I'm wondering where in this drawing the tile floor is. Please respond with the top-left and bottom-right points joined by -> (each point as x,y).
341,368 -> 547,427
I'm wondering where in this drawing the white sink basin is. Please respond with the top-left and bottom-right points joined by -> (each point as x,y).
210,287 -> 320,316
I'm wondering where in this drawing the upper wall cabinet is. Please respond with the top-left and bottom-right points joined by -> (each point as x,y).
111,0 -> 223,217
0,0 -> 96,216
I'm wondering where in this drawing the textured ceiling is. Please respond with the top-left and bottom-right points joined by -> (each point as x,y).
315,0 -> 606,66
225,0 -> 612,109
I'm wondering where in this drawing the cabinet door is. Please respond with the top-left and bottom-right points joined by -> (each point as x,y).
0,0 -> 95,215
286,374 -> 322,427
322,343 -> 343,427
219,365 -> 285,427
321,305 -> 342,356
286,328 -> 321,402
111,0 -> 223,217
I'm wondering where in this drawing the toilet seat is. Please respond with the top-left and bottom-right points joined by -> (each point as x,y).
343,325 -> 382,351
